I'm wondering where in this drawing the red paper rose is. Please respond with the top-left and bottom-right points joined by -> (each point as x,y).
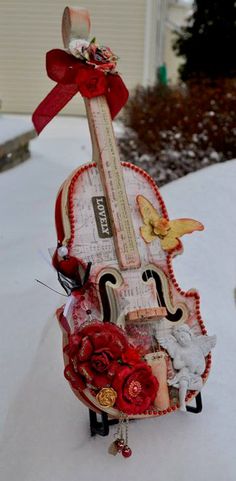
77,67 -> 107,98
112,362 -> 159,415
121,347 -> 142,365
64,321 -> 128,390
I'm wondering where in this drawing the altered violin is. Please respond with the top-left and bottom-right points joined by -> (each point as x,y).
33,5 -> 216,447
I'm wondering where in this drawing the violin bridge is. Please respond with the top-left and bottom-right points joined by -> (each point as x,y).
125,307 -> 167,324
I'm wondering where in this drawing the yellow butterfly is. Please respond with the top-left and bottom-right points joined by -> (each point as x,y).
137,195 -> 204,251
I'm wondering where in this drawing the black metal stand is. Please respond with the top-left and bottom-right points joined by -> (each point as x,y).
89,392 -> 203,437
89,409 -> 119,437
186,392 -> 202,413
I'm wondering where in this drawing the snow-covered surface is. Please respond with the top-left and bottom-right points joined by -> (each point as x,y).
1,116 -> 236,481
0,115 -> 34,143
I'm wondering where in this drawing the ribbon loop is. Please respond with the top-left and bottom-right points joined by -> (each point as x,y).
32,49 -> 129,135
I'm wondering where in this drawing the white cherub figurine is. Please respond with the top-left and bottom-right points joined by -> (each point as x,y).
158,324 -> 216,411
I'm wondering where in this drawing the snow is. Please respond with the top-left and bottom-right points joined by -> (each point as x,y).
1,115 -> 236,481
0,115 -> 34,143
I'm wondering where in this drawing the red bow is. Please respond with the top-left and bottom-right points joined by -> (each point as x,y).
32,49 -> 129,134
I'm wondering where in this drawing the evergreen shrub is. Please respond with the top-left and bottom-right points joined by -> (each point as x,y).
121,78 -> 236,172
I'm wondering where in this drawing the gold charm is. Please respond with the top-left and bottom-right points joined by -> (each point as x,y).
137,194 -> 204,250
96,387 -> 117,407
108,441 -> 118,456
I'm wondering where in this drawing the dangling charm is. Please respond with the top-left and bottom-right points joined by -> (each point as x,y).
108,414 -> 132,458
122,445 -> 132,458
108,441 -> 118,456
108,415 -> 124,456
121,416 -> 132,458
116,438 -> 125,453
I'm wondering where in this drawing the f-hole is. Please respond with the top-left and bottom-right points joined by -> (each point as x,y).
99,273 -> 117,322
142,270 -> 184,323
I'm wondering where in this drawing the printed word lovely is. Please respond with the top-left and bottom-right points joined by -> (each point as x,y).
92,196 -> 112,238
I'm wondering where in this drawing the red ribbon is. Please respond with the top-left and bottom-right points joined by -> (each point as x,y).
32,49 -> 129,134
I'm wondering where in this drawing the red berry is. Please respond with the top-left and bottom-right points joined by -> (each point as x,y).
115,439 -> 125,452
122,445 -> 132,458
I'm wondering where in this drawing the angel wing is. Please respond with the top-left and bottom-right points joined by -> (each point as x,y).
161,219 -> 204,251
195,334 -> 217,357
158,334 -> 178,359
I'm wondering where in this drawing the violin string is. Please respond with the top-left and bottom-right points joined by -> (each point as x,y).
152,267 -> 164,342
35,279 -> 68,297
142,266 -> 175,348
145,268 -> 154,353
143,267 -> 155,354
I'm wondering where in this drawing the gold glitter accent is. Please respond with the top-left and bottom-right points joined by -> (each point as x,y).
128,380 -> 142,398
96,387 -> 117,407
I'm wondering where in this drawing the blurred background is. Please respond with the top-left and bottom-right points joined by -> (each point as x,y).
1,0 -> 236,185
0,0 -> 192,115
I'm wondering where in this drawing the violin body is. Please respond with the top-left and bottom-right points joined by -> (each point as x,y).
55,155 -> 211,417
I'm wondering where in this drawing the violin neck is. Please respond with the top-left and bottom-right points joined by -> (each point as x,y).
84,96 -> 141,270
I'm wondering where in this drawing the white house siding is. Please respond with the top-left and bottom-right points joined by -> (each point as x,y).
0,0 -> 147,115
0,1 -> 191,116
165,2 -> 192,82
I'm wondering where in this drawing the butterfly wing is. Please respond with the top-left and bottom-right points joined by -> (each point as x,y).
137,195 -> 162,243
137,195 -> 161,225
140,225 -> 157,243
161,219 -> 204,251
